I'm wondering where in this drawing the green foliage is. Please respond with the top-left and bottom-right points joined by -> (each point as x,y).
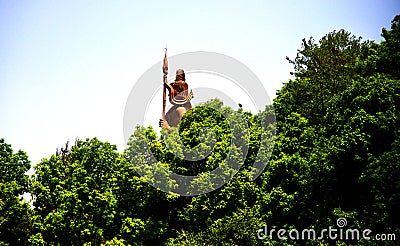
287,29 -> 361,82
30,138 -> 175,245
281,29 -> 363,126
377,15 -> 400,79
168,207 -> 263,246
125,99 -> 252,196
324,74 -> 400,233
0,138 -> 32,245
267,16 -> 400,245
30,139 -> 121,244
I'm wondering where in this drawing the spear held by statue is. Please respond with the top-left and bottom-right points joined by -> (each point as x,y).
162,48 -> 168,120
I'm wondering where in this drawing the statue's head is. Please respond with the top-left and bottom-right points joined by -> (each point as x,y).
169,68 -> 192,105
175,69 -> 185,82
171,69 -> 188,94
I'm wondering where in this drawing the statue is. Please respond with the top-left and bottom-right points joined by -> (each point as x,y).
159,49 -> 193,129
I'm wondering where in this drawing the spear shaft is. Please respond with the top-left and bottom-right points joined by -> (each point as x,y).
162,48 -> 168,120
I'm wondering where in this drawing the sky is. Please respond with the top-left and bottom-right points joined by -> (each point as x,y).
1,0 -> 399,166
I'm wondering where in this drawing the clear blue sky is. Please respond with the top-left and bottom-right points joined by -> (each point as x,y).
1,0 -> 399,165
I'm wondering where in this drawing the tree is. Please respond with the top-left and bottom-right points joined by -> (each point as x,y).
377,15 -> 400,79
281,29 -> 363,125
325,74 -> 400,233
31,138 -> 175,245
267,17 -> 400,244
31,139 -> 121,245
123,99 -> 274,244
0,138 -> 32,245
